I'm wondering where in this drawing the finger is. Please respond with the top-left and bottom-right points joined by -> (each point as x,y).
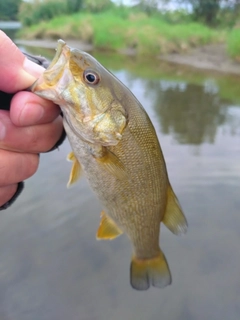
0,149 -> 39,187
10,91 -> 60,126
0,184 -> 18,207
0,31 -> 44,93
0,111 -> 63,153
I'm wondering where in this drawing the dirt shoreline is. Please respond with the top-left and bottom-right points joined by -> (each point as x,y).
15,39 -> 240,76
160,43 -> 240,76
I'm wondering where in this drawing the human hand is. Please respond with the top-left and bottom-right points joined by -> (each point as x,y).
0,30 -> 64,208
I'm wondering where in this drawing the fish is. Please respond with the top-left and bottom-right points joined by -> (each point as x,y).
31,39 -> 188,290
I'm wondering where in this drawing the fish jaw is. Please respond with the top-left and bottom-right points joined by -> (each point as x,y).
31,40 -> 75,106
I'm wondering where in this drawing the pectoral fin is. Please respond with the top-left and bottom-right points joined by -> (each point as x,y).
95,148 -> 128,180
96,211 -> 123,240
67,151 -> 82,187
162,184 -> 188,235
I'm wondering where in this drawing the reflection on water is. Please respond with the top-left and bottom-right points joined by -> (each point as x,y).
150,80 -> 228,144
0,33 -> 240,320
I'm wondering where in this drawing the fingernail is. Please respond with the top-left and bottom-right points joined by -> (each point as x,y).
0,121 -> 6,140
20,102 -> 44,125
23,57 -> 45,79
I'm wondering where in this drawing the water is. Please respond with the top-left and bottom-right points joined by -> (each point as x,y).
1,28 -> 240,320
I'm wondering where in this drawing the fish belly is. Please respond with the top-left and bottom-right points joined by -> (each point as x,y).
63,118 -> 168,259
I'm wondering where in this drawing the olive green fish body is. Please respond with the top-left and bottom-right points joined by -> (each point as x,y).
32,40 -> 188,290
64,100 -> 168,259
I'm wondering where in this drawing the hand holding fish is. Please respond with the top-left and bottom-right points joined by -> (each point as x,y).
0,31 -> 63,209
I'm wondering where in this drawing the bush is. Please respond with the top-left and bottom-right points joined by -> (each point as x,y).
18,0 -> 70,26
84,0 -> 113,13
18,7 -> 220,56
227,27 -> 240,60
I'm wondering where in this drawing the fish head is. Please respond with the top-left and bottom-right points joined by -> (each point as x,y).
32,40 -> 127,146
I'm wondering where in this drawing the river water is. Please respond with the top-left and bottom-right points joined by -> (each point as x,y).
1,28 -> 240,320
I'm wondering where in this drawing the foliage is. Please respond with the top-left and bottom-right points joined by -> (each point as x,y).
159,9 -> 193,24
133,0 -> 240,26
131,0 -> 159,15
67,0 -> 84,13
190,0 -> 220,25
18,8 -> 220,56
84,0 -> 113,12
0,0 -> 22,20
18,0 -> 68,26
18,0 -> 85,27
227,27 -> 240,60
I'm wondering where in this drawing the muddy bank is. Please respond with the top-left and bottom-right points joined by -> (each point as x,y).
15,39 -> 240,75
15,39 -> 93,52
160,43 -> 240,75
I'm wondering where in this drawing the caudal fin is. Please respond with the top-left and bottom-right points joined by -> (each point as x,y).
130,251 -> 172,290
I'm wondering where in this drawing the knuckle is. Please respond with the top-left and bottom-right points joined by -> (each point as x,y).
0,150 -> 39,185
0,184 -> 18,207
22,153 -> 39,179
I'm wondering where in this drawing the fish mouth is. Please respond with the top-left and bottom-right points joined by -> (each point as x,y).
48,39 -> 67,69
31,39 -> 71,94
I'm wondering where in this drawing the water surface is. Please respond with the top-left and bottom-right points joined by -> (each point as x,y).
1,29 -> 240,320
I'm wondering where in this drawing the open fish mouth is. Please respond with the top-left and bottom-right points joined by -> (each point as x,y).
48,39 -> 67,69
31,39 -> 71,93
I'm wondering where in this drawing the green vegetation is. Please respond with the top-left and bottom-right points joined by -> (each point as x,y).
0,0 -> 21,20
227,28 -> 240,60
14,0 -> 240,59
17,8 -> 221,56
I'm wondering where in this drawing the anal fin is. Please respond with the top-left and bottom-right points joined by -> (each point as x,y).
67,151 -> 82,187
162,184 -> 188,235
96,211 -> 123,240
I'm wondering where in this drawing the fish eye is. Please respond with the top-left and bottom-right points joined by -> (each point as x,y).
83,70 -> 100,85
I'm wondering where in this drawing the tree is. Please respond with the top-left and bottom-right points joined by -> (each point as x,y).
190,0 -> 220,25
84,0 -> 112,12
0,0 -> 22,20
131,0 -> 159,15
132,0 -> 240,26
67,0 -> 84,13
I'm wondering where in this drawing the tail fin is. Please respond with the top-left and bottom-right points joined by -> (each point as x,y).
130,251 -> 172,290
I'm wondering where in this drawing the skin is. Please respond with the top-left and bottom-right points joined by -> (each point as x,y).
0,31 -> 63,207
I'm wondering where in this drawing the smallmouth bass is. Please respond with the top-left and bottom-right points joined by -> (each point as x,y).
32,40 -> 188,290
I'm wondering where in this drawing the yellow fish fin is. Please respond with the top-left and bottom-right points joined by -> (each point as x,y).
67,151 -> 82,187
162,184 -> 188,235
96,148 -> 128,180
130,250 -> 172,290
96,211 -> 123,240
67,151 -> 76,162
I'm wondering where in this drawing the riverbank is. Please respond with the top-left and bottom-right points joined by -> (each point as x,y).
17,10 -> 224,57
160,43 -> 240,75
15,39 -> 240,76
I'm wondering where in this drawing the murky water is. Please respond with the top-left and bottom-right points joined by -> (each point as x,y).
1,28 -> 240,320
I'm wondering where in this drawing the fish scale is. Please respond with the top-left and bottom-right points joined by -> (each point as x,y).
32,39 -> 188,290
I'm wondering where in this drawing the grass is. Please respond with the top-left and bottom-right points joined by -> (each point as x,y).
227,28 -> 240,60
18,9 -> 222,56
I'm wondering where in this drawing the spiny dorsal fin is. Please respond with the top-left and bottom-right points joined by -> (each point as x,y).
67,151 -> 82,187
162,184 -> 188,235
96,211 -> 123,240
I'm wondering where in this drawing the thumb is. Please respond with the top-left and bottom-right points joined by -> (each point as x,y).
0,31 -> 44,93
